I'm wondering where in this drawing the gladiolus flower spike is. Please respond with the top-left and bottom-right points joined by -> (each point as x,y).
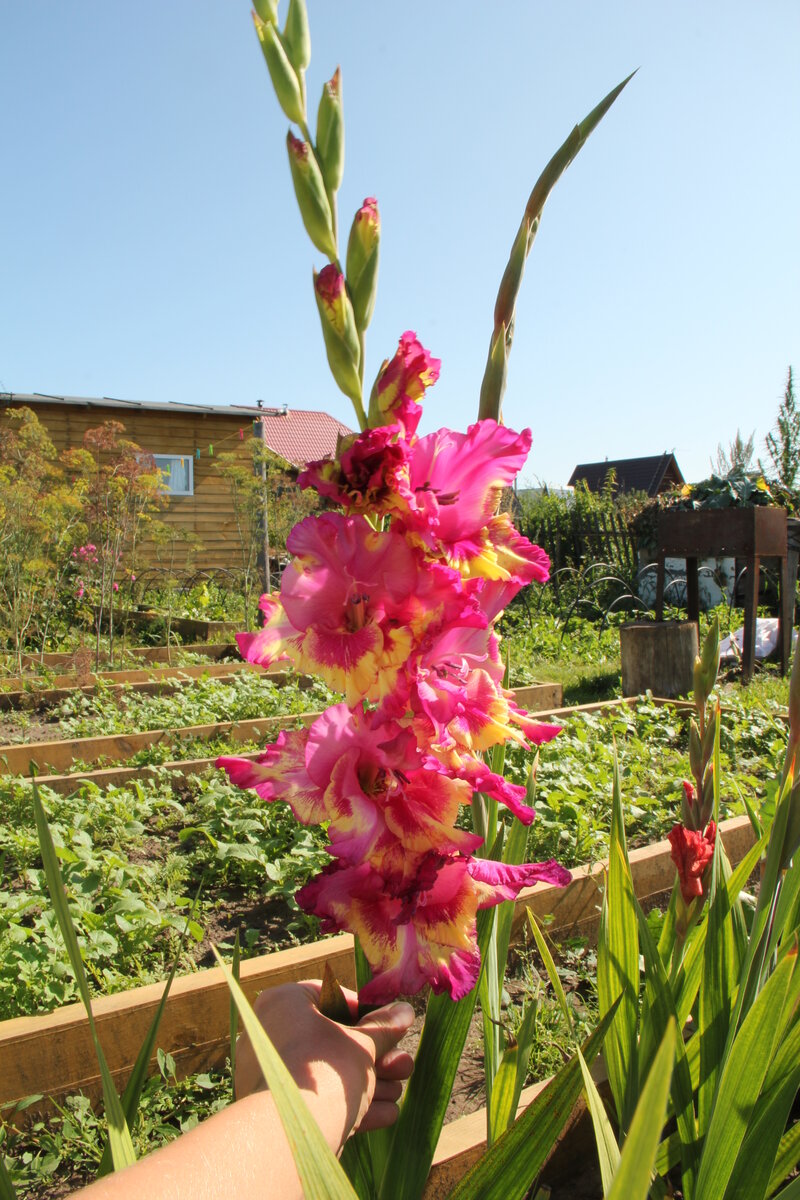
218,331 -> 570,1002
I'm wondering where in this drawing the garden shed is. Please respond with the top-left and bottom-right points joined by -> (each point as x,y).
0,393 -> 353,572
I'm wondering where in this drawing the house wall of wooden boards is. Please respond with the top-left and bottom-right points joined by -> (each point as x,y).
3,398 -> 263,573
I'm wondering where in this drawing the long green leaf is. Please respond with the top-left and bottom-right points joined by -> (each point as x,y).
0,1137 -> 17,1200
97,881 -> 204,1177
729,767 -> 794,1041
342,939 -> 380,1199
489,993 -> 539,1142
577,1047 -> 620,1195
674,836 -> 765,1027
769,1118 -> 800,1196
378,909 -> 492,1200
211,949 -> 358,1200
447,1003 -> 619,1200
636,904 -> 698,1200
230,928 -> 241,1103
605,1021 -> 677,1200
32,780 -> 136,1171
697,834 -> 739,1136
722,1060 -> 800,1200
478,71 -> 635,422
596,755 -> 639,1134
774,1177 -> 800,1200
527,911 -> 574,1033
695,948 -> 798,1200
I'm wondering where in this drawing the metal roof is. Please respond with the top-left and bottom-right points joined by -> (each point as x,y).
1,393 -> 356,469
0,392 -> 263,418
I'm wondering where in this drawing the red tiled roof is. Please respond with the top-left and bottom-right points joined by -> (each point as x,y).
257,408 -> 355,468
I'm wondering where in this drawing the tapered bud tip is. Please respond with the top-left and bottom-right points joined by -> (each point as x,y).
356,196 -> 380,231
682,779 -> 697,807
287,131 -> 309,162
315,263 -> 345,304
327,66 -> 341,97
253,0 -> 278,25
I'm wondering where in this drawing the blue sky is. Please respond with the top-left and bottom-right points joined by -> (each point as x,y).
2,3 -> 798,487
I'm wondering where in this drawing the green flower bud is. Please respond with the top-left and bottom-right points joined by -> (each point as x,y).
254,14 -> 305,126
693,618 -> 720,704
253,0 -> 278,24
316,68 -> 344,194
689,719 -> 702,775
283,0 -> 311,72
346,197 -> 380,330
286,133 -> 337,260
314,266 -> 362,405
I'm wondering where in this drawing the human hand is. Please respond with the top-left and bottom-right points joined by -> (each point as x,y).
235,980 -> 415,1146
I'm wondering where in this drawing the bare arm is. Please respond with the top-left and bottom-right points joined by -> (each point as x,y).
74,982 -> 414,1200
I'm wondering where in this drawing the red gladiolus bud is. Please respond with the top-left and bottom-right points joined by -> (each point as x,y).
668,820 -> 716,906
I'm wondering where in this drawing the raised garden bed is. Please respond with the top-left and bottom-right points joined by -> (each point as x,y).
0,816 -> 756,1196
0,662 -> 289,712
0,683 -> 565,776
17,642 -> 240,671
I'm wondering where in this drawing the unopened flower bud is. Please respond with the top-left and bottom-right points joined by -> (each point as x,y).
286,133 -> 337,260
346,197 -> 380,330
316,68 -> 344,194
253,0 -> 278,24
693,618 -> 719,706
254,14 -> 305,126
681,779 -> 698,828
283,0 -> 311,73
314,266 -> 362,404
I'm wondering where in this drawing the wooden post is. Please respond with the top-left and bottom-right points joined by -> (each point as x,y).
620,620 -> 699,698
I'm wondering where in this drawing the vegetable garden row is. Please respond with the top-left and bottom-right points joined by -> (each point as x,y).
0,629 -> 787,1196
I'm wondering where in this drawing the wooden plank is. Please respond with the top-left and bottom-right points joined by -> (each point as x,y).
0,936 -> 357,1116
1,683 -> 567,778
0,663 -> 294,712
0,711 -> 320,776
18,643 -> 239,670
0,816 -> 754,1119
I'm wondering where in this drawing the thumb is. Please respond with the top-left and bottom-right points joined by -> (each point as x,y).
355,1001 -> 414,1060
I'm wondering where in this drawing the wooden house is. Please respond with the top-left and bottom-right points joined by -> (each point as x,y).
568,453 -> 684,498
0,393 -> 353,572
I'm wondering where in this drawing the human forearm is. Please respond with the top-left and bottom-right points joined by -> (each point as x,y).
76,1084 -> 346,1200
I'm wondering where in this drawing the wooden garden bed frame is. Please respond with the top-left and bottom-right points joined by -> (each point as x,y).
0,815 -> 755,1126
0,662 -> 295,712
17,642 -> 239,671
0,683 -> 565,777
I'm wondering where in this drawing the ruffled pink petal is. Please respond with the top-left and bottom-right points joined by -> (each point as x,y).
468,856 -> 572,904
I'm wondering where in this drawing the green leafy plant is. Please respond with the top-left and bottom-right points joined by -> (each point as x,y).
591,620 -> 800,1198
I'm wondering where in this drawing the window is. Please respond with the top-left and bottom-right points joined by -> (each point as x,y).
153,454 -> 194,496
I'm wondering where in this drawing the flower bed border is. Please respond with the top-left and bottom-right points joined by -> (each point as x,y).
0,684 -> 565,776
0,661 -> 270,711
0,814 -> 755,1123
16,642 -> 239,672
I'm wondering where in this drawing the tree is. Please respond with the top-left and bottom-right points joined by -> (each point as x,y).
762,366 -> 800,488
0,407 -> 84,669
214,441 -> 320,628
63,421 -> 165,667
710,428 -> 755,477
